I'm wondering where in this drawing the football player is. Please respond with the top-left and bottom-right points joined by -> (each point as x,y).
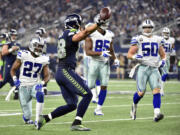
36,27 -> 48,95
10,37 -> 50,128
37,13 -> 108,131
127,19 -> 166,122
85,19 -> 119,115
0,33 -> 8,81
0,29 -> 20,99
160,27 -> 175,96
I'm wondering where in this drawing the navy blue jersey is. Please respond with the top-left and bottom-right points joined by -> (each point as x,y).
3,42 -> 20,65
57,29 -> 79,69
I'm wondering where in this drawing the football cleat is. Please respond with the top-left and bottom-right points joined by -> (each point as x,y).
35,115 -> 46,130
23,115 -> 34,124
154,113 -> 164,122
94,108 -> 104,116
130,103 -> 137,120
71,125 -> 91,131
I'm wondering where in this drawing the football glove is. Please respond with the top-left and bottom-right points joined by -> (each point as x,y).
13,76 -> 20,87
159,59 -> 165,68
35,84 -> 43,91
132,54 -> 143,61
114,59 -> 120,67
101,50 -> 111,58
94,14 -> 107,26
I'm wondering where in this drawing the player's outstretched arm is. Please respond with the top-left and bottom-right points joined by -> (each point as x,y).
2,44 -> 19,56
10,59 -> 21,78
85,37 -> 101,56
127,45 -> 138,59
72,24 -> 99,42
42,65 -> 50,84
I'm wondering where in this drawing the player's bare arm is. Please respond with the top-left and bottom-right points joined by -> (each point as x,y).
72,24 -> 99,42
85,37 -> 101,56
127,45 -> 138,59
42,65 -> 50,84
159,45 -> 166,60
10,59 -> 21,77
109,41 -> 116,60
2,44 -> 19,56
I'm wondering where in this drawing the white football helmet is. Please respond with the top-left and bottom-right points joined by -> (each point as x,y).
29,37 -> 45,56
162,27 -> 170,39
141,19 -> 155,36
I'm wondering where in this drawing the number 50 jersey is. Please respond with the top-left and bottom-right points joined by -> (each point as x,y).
131,35 -> 164,67
17,50 -> 49,86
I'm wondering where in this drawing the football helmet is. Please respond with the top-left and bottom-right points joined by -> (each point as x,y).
36,27 -> 46,37
64,13 -> 82,30
162,27 -> 170,39
141,19 -> 155,36
9,29 -> 18,41
29,37 -> 45,56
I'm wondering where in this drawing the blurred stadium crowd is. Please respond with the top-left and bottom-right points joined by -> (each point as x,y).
0,0 -> 180,79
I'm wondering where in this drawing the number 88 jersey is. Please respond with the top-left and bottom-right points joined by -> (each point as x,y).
131,35 -> 164,67
17,50 -> 49,86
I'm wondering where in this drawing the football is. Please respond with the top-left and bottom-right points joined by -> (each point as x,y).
100,7 -> 111,20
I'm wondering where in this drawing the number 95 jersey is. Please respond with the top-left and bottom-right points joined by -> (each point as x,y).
90,30 -> 114,62
131,35 -> 164,67
17,50 -> 49,86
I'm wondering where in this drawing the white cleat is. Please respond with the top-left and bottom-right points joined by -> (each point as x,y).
130,103 -> 137,120
94,108 -> 104,116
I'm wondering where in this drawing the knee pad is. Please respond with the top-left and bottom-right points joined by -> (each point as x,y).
36,91 -> 44,103
161,74 -> 168,82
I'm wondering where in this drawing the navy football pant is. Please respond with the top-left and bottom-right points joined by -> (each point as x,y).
51,67 -> 92,119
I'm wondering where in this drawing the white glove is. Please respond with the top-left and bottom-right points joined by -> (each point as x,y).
114,59 -> 120,67
94,14 -> 107,26
132,54 -> 143,61
101,50 -> 111,58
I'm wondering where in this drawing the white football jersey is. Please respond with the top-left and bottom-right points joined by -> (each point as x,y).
17,50 -> 49,86
89,30 -> 114,62
162,37 -> 175,59
131,35 -> 164,67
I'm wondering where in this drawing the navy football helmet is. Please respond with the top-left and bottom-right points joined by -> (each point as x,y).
64,13 -> 82,30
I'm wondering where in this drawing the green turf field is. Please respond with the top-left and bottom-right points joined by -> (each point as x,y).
0,80 -> 180,135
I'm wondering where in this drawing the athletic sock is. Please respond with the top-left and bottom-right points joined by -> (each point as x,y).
98,89 -> 107,106
133,92 -> 142,104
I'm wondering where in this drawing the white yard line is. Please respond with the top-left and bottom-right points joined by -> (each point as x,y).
0,102 -> 180,113
0,115 -> 180,128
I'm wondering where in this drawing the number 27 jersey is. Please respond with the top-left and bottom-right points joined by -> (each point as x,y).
17,50 -> 49,86
131,35 -> 164,67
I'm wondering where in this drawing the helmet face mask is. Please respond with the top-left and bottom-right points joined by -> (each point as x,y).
64,14 -> 82,30
29,37 -> 44,57
162,27 -> 170,39
9,29 -> 18,42
141,19 -> 154,36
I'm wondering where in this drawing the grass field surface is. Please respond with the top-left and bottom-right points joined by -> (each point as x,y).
0,79 -> 180,135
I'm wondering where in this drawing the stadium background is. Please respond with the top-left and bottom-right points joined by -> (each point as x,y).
0,0 -> 180,79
